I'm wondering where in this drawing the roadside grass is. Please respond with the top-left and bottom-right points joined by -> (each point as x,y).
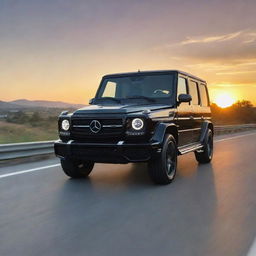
0,121 -> 58,144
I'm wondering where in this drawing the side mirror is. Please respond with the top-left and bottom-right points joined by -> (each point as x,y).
178,94 -> 192,104
89,98 -> 95,105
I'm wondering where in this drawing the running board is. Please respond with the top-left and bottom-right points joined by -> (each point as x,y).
178,143 -> 204,155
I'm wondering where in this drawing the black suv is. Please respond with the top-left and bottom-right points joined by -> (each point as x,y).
54,70 -> 213,184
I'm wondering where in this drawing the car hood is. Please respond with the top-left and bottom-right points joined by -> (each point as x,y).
73,103 -> 172,115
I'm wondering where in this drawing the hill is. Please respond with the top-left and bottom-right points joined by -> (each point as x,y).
0,99 -> 86,110
0,101 -> 24,110
10,99 -> 85,109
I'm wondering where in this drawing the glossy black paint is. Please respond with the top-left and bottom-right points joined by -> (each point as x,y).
54,70 -> 213,163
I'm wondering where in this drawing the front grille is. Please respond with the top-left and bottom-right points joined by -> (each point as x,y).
71,118 -> 124,141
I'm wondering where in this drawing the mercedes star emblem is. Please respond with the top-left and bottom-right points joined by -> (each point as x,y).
89,120 -> 101,133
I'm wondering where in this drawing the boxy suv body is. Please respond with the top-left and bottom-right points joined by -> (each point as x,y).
54,70 -> 213,184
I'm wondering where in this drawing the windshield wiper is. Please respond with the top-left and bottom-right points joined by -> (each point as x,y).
96,97 -> 121,103
125,95 -> 156,102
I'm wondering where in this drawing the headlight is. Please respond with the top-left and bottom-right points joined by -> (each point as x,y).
61,119 -> 70,131
131,118 -> 144,130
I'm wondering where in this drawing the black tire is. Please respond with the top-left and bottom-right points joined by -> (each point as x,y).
148,134 -> 177,185
60,159 -> 94,178
195,129 -> 213,163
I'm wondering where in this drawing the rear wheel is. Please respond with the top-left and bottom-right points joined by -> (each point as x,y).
60,159 -> 94,178
195,129 -> 213,163
148,134 -> 177,185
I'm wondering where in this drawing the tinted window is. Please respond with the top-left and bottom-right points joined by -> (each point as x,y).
189,81 -> 199,105
177,77 -> 188,98
199,84 -> 209,106
97,74 -> 174,104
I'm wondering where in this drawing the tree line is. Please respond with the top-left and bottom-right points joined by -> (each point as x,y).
211,100 -> 256,124
4,100 -> 256,127
6,111 -> 57,127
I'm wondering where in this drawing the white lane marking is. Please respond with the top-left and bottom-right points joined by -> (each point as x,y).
0,164 -> 60,179
0,131 -> 255,179
247,237 -> 256,256
215,132 -> 256,143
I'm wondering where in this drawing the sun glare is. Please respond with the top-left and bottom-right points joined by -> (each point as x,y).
214,93 -> 236,108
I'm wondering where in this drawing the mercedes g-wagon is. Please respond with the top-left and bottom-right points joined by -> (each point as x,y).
54,70 -> 213,184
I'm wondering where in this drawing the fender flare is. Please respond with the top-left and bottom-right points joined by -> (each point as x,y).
150,123 -> 178,146
200,121 -> 214,143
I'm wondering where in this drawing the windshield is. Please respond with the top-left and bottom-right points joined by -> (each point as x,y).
96,74 -> 175,104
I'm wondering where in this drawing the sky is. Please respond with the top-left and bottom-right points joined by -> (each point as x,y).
1,0 -> 256,105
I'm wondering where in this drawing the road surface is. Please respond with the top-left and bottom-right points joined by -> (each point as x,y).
0,131 -> 256,256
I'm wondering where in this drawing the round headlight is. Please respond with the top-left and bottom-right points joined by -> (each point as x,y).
131,118 -> 144,130
61,119 -> 70,131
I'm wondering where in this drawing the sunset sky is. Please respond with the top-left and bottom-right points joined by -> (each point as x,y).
1,0 -> 256,105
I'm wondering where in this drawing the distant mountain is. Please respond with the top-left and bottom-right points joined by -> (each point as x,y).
0,101 -> 24,110
0,99 -> 86,110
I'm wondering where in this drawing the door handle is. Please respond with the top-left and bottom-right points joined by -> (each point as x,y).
169,111 -> 174,117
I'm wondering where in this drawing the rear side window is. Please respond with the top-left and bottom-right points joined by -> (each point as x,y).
177,77 -> 188,100
199,84 -> 209,106
189,80 -> 199,105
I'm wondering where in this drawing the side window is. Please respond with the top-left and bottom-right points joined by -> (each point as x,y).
199,84 -> 209,106
102,81 -> 117,97
189,80 -> 199,105
177,77 -> 188,100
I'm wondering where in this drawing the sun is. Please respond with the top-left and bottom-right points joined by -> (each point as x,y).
214,93 -> 236,108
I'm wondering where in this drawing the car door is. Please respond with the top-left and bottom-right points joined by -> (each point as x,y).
176,76 -> 194,146
188,79 -> 201,143
198,82 -> 211,125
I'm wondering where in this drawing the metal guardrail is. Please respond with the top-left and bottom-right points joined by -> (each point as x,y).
214,124 -> 256,134
0,141 -> 55,160
0,124 -> 256,161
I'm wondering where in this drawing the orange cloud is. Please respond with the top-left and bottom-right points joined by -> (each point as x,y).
181,31 -> 242,45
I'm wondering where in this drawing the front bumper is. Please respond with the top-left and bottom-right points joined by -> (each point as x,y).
54,140 -> 161,163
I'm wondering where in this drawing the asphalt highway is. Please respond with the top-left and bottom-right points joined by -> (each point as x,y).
0,131 -> 256,256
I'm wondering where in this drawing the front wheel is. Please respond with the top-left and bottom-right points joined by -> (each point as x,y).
195,129 -> 213,163
60,159 -> 94,178
148,134 -> 177,185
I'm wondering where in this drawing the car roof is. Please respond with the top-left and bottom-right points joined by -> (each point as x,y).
103,70 -> 206,83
